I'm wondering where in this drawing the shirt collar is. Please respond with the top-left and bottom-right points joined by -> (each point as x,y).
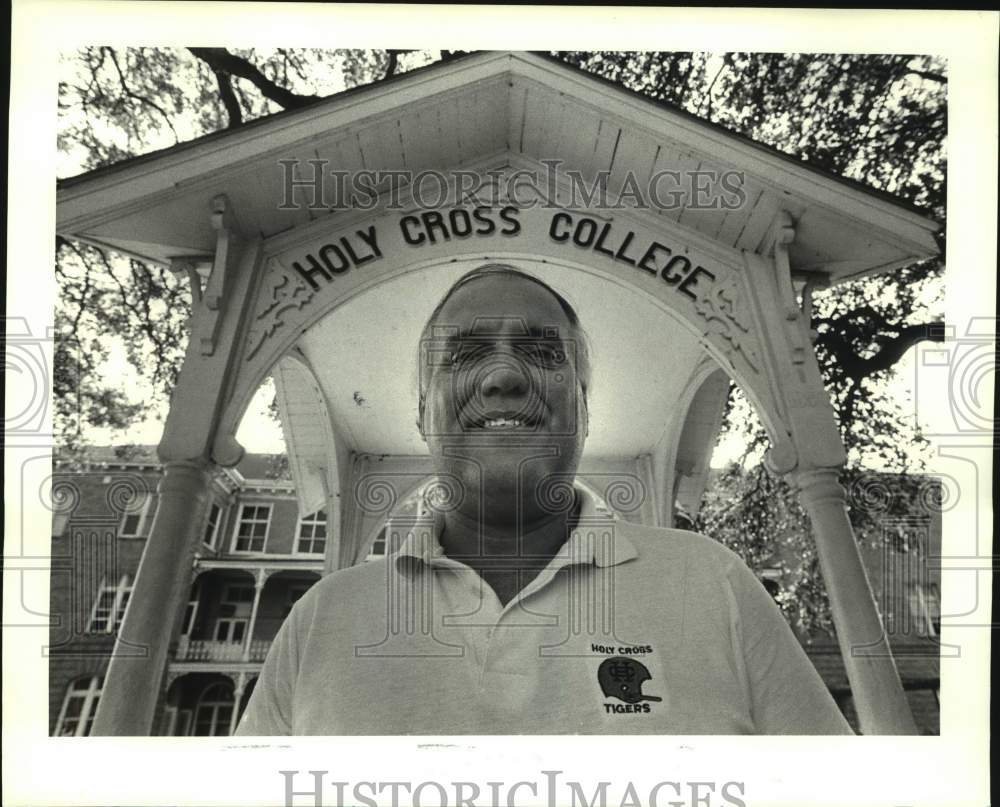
391,482 -> 638,571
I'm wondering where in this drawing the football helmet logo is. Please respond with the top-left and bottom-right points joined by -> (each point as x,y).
598,656 -> 662,703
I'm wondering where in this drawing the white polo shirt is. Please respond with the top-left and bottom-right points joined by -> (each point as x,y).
237,489 -> 852,735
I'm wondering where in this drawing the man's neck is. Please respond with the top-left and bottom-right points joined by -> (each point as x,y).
437,498 -> 581,606
440,496 -> 579,557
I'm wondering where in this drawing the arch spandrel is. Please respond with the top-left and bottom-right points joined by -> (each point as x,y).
213,203 -> 790,465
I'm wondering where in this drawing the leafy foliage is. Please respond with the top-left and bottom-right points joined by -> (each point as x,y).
559,51 -> 946,464
54,237 -> 189,457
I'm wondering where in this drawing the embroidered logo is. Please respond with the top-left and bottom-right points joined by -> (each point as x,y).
598,656 -> 663,704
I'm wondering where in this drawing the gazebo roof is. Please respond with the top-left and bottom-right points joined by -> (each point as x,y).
57,51 -> 939,283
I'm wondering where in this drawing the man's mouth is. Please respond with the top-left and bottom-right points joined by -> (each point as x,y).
482,416 -> 526,429
465,409 -> 542,430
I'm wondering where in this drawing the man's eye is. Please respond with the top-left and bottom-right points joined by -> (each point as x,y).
448,346 -> 479,366
508,343 -> 567,368
536,345 -> 567,367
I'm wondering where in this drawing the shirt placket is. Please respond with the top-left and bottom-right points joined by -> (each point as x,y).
425,554 -> 503,674
475,533 -> 595,686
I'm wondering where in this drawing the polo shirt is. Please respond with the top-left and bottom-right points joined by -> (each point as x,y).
236,488 -> 852,735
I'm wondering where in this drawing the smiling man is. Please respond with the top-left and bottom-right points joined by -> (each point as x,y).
415,265 -> 591,608
237,263 -> 852,735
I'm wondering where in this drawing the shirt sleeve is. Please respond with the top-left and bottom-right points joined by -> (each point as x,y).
725,559 -> 854,735
234,602 -> 300,736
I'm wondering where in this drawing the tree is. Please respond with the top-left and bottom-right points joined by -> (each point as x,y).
56,49 -> 947,634
55,48 -> 408,456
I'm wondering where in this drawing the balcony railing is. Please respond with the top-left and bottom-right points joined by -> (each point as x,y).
176,638 -> 271,663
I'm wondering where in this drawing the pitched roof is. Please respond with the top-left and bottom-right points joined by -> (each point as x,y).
56,50 -> 937,221
56,445 -> 289,481
57,51 -> 939,283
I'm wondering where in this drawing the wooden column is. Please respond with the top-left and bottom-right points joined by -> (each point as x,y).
741,224 -> 917,735
242,569 -> 267,662
91,460 -> 210,735
89,198 -> 262,735
229,672 -> 247,735
794,468 -> 918,734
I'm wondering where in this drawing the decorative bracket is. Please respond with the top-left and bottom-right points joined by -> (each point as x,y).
794,272 -> 831,345
168,255 -> 213,307
769,211 -> 799,321
198,194 -> 240,356
766,211 -> 809,367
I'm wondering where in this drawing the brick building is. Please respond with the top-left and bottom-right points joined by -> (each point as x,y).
49,447 -> 326,736
48,447 -> 942,736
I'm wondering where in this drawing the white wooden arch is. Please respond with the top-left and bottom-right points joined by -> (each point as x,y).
208,198 -> 788,473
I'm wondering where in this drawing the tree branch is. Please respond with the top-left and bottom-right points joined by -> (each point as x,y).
813,304 -> 892,333
56,237 -> 93,335
700,54 -> 732,122
385,50 -> 400,80
855,322 -> 945,377
104,47 -> 180,142
90,248 -> 171,381
187,47 -> 320,109
211,67 -> 243,128
906,69 -> 946,85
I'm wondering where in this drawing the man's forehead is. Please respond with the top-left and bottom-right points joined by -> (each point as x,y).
429,319 -> 566,340
431,273 -> 573,333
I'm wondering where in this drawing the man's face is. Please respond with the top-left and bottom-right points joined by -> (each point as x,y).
420,273 -> 588,520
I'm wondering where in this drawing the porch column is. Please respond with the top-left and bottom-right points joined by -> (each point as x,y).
229,672 -> 247,735
794,467 -> 918,734
741,231 -> 916,735
242,569 -> 267,662
91,460 -> 211,736
89,200 -> 260,735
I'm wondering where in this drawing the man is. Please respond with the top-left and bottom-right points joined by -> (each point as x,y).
237,264 -> 852,735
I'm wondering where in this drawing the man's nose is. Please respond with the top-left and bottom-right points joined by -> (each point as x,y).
478,356 -> 530,398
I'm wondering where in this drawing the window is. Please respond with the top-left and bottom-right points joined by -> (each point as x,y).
296,509 -> 327,555
366,527 -> 388,561
215,584 -> 253,642
758,569 -> 782,602
223,585 -> 254,604
54,676 -> 102,737
215,618 -> 247,643
202,502 -> 223,549
231,504 -> 271,553
761,578 -> 781,599
161,706 -> 193,737
87,575 -> 132,633
181,582 -> 201,636
192,682 -> 234,736
119,494 -> 156,537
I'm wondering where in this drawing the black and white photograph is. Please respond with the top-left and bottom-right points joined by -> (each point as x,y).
4,4 -> 996,807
